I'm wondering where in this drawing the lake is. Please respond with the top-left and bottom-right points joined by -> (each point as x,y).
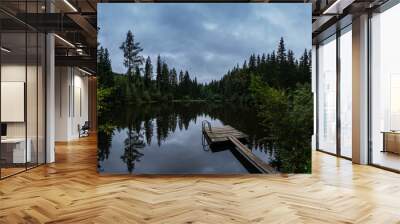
98,102 -> 277,174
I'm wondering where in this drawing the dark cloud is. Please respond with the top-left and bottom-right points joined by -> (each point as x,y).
98,3 -> 311,83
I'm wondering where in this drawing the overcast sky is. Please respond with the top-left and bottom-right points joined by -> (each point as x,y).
98,3 -> 311,83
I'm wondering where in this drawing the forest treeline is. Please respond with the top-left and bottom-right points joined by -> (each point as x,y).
98,30 -> 313,173
98,30 -> 311,106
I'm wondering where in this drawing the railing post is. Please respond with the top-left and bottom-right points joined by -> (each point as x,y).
202,120 -> 212,132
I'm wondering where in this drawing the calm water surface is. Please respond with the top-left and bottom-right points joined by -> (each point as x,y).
98,102 -> 275,174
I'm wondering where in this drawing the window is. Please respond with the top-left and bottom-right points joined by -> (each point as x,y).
370,3 -> 400,171
339,26 -> 352,158
317,35 -> 337,154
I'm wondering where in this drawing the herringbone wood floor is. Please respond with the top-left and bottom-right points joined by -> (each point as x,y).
1,135 -> 400,224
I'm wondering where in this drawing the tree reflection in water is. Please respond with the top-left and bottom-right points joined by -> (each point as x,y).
98,102 -> 310,173
121,127 -> 145,173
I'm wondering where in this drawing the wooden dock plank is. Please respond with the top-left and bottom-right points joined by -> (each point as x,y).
228,136 -> 275,174
202,124 -> 275,173
203,125 -> 248,143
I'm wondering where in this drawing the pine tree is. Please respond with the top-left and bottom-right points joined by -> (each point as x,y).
287,50 -> 295,65
144,56 -> 153,88
298,49 -> 311,83
97,47 -> 114,88
182,71 -> 190,95
184,71 -> 190,82
193,77 -> 198,98
242,60 -> 248,70
179,70 -> 184,85
161,62 -> 169,91
135,66 -> 141,85
120,30 -> 144,82
156,55 -> 162,89
261,53 -> 266,65
299,49 -> 309,68
170,68 -> 178,89
177,70 -> 184,97
249,54 -> 256,71
270,51 -> 276,63
104,48 -> 112,71
286,49 -> 297,88
277,37 -> 286,64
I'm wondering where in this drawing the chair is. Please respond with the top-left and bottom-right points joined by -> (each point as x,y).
79,121 -> 90,138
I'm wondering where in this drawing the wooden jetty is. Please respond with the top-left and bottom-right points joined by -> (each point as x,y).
203,125 -> 248,143
202,121 -> 275,174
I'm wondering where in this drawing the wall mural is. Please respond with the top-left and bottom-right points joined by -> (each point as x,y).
97,3 -> 312,174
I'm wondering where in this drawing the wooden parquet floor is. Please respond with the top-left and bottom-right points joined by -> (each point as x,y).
1,135 -> 400,224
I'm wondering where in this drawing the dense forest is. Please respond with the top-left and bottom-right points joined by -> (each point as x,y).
98,30 -> 311,105
98,30 -> 313,173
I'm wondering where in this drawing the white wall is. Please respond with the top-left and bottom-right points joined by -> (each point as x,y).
1,65 -> 43,137
55,66 -> 70,141
55,66 -> 89,141
71,72 -> 89,138
1,65 -> 26,140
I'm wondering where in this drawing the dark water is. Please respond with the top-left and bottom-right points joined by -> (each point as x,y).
98,102 -> 276,174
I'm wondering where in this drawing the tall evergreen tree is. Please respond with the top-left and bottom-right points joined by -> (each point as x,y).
135,66 -> 141,85
287,50 -> 295,65
179,70 -> 184,85
261,53 -> 266,65
242,60 -> 248,70
144,56 -> 153,88
299,49 -> 311,83
119,30 -> 144,82
156,55 -> 162,89
104,48 -> 112,71
271,51 -> 276,63
249,54 -> 256,71
182,71 -> 191,95
277,37 -> 286,64
161,62 -> 170,91
170,68 -> 178,89
97,47 -> 114,88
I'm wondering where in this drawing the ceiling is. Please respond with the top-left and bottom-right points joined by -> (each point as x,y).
1,0 -> 393,73
0,0 -> 98,73
311,0 -> 390,43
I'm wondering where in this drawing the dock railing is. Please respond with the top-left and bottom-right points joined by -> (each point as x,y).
202,120 -> 212,132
